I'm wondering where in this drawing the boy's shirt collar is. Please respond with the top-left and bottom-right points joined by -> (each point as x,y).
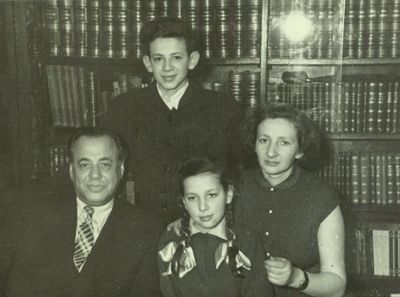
157,80 -> 189,110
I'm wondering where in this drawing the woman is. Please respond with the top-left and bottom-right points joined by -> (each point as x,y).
236,103 -> 346,297
158,156 -> 274,297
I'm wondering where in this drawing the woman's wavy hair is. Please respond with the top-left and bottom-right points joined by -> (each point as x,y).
243,102 -> 332,170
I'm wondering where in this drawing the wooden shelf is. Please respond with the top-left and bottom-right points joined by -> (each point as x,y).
45,56 -> 260,67
350,205 -> 400,213
267,58 -> 400,66
329,134 -> 400,141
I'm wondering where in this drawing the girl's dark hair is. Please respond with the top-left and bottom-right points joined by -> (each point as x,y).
244,102 -> 332,170
171,156 -> 245,278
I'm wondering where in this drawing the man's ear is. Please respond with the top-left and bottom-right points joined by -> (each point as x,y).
226,185 -> 234,204
188,51 -> 200,70
69,163 -> 74,181
119,162 -> 125,177
142,55 -> 153,73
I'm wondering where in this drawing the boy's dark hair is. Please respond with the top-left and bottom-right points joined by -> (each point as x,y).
68,127 -> 127,164
245,102 -> 332,170
141,17 -> 199,55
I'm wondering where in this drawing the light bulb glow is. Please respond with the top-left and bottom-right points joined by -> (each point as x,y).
281,12 -> 314,42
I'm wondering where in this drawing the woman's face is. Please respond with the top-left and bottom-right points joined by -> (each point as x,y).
255,118 -> 303,185
182,172 -> 233,233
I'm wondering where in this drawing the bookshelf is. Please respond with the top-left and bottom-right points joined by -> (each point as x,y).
3,0 -> 400,296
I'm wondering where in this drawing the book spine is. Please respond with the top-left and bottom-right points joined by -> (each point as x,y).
87,0 -> 101,58
344,0 -> 356,58
360,153 -> 370,204
387,154 -> 395,205
131,0 -> 144,59
169,0 -> 183,19
144,0 -> 157,22
377,0 -> 389,58
343,82 -> 351,133
351,153 -> 361,204
185,0 -> 200,33
46,65 -> 62,126
395,155 -> 400,205
376,81 -> 386,133
74,0 -> 88,57
115,0 -> 129,58
228,71 -> 243,105
390,0 -> 400,58
356,0 -> 367,59
232,0 -> 244,58
86,71 -> 97,127
386,81 -> 394,134
215,0 -> 231,58
199,0 -> 213,59
43,0 -> 60,56
367,81 -> 377,133
59,0 -> 74,57
366,0 -> 378,58
68,65 -> 81,127
246,0 -> 261,58
393,82 -> 399,133
369,153 -> 377,205
102,0 -> 115,58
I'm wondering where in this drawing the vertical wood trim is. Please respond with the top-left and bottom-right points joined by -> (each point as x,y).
260,0 -> 269,105
10,2 -> 34,184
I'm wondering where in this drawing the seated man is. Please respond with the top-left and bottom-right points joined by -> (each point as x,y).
0,127 -> 162,297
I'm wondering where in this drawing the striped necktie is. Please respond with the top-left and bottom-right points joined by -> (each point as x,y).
73,205 -> 95,272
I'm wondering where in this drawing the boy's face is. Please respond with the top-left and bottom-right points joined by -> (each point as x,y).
143,37 -> 200,97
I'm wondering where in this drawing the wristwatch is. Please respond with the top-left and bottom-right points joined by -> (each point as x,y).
298,270 -> 309,290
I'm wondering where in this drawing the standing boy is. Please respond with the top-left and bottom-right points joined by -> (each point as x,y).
105,17 -> 242,224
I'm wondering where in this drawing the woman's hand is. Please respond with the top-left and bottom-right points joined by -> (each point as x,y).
264,256 -> 297,286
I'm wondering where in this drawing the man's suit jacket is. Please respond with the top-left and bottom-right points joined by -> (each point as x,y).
0,182 -> 162,297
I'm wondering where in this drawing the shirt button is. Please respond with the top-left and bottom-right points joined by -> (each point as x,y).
266,252 -> 271,258
268,209 -> 273,214
270,187 -> 275,192
265,231 -> 269,236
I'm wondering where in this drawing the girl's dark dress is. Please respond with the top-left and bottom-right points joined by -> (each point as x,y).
158,224 -> 274,297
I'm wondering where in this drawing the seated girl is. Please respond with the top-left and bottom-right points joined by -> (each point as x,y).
158,156 -> 274,297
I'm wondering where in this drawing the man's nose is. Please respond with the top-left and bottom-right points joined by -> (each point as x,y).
89,165 -> 102,179
163,58 -> 172,71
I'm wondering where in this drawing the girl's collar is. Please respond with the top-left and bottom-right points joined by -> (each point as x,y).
188,217 -> 228,240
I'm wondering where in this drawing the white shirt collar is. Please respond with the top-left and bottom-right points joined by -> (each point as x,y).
76,198 -> 114,242
157,80 -> 189,110
189,218 -> 228,240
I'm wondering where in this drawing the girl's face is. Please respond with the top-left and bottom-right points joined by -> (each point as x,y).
255,118 -> 303,186
182,172 -> 233,233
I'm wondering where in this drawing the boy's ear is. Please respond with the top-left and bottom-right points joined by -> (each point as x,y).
142,55 -> 153,73
188,51 -> 200,70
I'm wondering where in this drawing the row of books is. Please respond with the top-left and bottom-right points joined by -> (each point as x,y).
42,0 -> 262,59
319,152 -> 400,205
267,81 -> 400,134
268,0 -> 400,59
349,223 -> 400,277
48,144 -> 68,176
46,65 -> 144,127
